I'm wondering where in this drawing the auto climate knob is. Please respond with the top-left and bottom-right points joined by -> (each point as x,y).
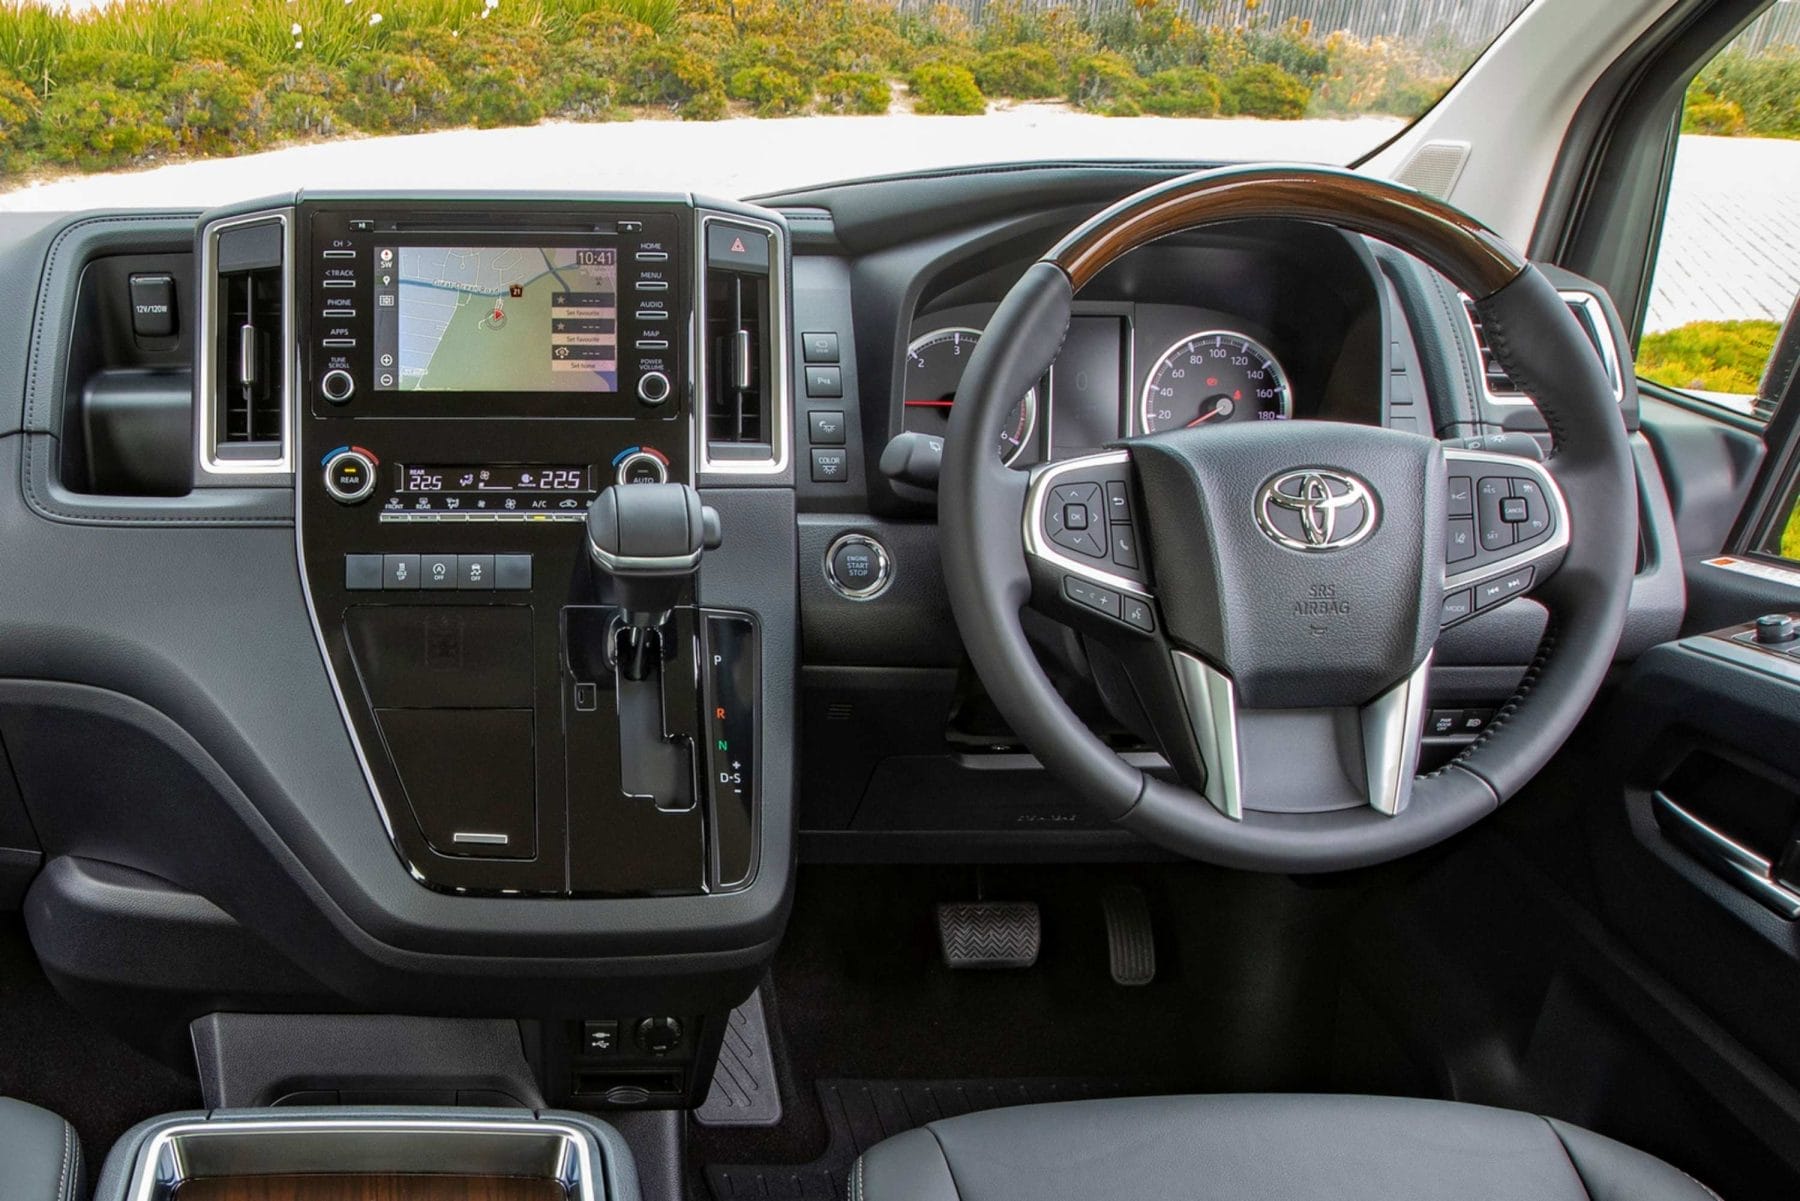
322,447 -> 378,504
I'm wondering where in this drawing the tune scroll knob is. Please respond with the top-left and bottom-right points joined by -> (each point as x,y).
321,368 -> 355,405
636,371 -> 672,407
323,448 -> 378,504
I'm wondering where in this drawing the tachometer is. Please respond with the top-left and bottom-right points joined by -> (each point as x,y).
1139,331 -> 1291,433
903,327 -> 1037,465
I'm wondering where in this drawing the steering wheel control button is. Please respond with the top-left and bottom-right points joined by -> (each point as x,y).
421,553 -> 458,590
811,447 -> 849,483
1511,477 -> 1553,541
1105,481 -> 1132,520
323,448 -> 378,503
1064,575 -> 1123,621
1121,595 -> 1156,633
382,554 -> 421,590
808,410 -> 846,446
1441,589 -> 1475,624
1476,477 -> 1513,550
1499,496 -> 1529,524
826,534 -> 892,600
344,554 -> 384,591
1109,525 -> 1140,570
1064,503 -> 1090,531
320,368 -> 355,404
1446,519 -> 1475,563
1447,475 -> 1474,517
1475,567 -> 1534,609
1047,482 -> 1107,558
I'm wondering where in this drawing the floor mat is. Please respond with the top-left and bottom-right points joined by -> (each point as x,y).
706,1078 -> 1138,1201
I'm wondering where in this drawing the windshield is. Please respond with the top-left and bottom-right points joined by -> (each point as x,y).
0,0 -> 1531,209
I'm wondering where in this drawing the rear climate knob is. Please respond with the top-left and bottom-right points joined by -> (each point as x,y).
323,448 -> 377,504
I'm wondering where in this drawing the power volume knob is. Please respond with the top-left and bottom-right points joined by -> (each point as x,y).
323,449 -> 377,504
637,371 -> 671,407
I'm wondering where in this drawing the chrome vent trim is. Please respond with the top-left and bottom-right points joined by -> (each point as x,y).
695,210 -> 790,476
197,208 -> 295,476
1461,290 -> 1624,407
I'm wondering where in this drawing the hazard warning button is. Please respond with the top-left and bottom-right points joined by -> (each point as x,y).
706,223 -> 771,274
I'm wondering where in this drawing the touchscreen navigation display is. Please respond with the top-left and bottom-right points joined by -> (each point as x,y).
372,245 -> 619,393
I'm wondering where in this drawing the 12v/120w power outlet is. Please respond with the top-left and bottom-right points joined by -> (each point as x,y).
128,273 -> 177,338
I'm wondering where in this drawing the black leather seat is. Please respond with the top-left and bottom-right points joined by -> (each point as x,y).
852,1095 -> 1717,1201
0,1096 -> 83,1201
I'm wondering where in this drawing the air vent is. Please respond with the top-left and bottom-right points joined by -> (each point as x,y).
199,210 -> 292,475
1461,291 -> 1623,405
698,215 -> 788,474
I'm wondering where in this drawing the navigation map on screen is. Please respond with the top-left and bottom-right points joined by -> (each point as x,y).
372,246 -> 619,393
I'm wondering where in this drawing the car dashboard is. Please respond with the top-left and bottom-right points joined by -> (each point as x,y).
0,165 -> 1686,1111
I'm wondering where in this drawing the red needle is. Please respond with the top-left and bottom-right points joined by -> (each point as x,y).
1186,408 -> 1223,427
904,399 -> 955,407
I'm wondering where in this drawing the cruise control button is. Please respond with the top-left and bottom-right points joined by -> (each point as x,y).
1511,476 -> 1552,541
1475,567 -> 1534,609
1476,477 -> 1513,551
1121,595 -> 1155,632
1063,576 -> 1122,620
1441,589 -> 1475,624
1447,475 -> 1474,518
1499,496 -> 1529,524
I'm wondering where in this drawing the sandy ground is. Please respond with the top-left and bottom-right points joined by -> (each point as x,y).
0,110 -> 1406,211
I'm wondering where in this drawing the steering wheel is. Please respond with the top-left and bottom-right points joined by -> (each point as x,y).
940,165 -> 1636,872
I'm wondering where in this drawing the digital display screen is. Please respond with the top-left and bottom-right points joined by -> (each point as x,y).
398,464 -> 594,493
1051,316 -> 1125,456
372,246 -> 618,393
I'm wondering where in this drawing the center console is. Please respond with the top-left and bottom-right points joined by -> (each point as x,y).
254,196 -> 784,898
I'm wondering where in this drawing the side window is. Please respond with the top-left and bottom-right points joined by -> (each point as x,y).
1637,12 -> 1799,421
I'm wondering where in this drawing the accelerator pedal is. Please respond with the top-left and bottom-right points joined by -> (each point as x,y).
1101,885 -> 1156,986
696,988 -> 783,1127
937,901 -> 1040,970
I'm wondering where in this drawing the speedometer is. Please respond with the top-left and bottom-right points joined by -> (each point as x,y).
903,327 -> 1038,465
1139,331 -> 1291,433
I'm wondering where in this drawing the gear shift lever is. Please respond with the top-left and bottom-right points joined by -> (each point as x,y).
585,482 -> 722,678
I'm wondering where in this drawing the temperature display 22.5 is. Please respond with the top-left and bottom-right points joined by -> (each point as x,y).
398,464 -> 594,493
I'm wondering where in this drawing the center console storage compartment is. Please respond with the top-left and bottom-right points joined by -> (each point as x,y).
103,1110 -> 639,1201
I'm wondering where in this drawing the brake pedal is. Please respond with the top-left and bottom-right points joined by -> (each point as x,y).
937,901 -> 1040,969
1101,885 -> 1156,986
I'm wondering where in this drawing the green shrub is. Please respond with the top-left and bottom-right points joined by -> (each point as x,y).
262,63 -> 346,139
340,52 -> 450,134
0,74 -> 38,173
1692,51 -> 1800,138
160,60 -> 261,155
432,28 -> 550,129
1141,66 -> 1220,116
972,44 -> 1060,99
728,64 -> 811,115
909,62 -> 984,115
1682,89 -> 1748,135
1069,50 -> 1142,113
623,40 -> 727,119
1223,62 -> 1310,118
37,79 -> 175,168
1637,319 -> 1780,395
818,70 -> 889,114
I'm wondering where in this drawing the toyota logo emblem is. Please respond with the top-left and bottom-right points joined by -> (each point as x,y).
1255,469 -> 1379,551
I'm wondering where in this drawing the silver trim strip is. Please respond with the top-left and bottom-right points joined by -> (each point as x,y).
1170,652 -> 1242,821
696,211 -> 791,476
586,537 -> 704,576
197,208 -> 296,476
1361,654 -> 1432,816
1442,446 -> 1571,595
452,831 -> 510,845
127,1117 -> 597,1201
1022,450 -> 1152,599
1653,791 -> 1800,920
1461,290 -> 1625,407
